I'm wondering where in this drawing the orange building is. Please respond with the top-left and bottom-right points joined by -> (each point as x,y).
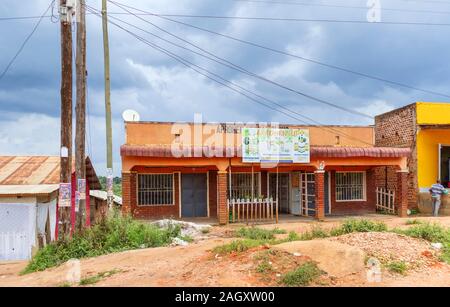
121,121 -> 410,224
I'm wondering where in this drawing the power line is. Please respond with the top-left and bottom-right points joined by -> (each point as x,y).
0,1 -> 54,82
110,1 -> 450,100
3,13 -> 450,26
107,1 -> 373,119
86,5 -> 374,146
228,0 -> 450,15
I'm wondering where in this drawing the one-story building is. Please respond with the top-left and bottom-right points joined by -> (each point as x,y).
375,102 -> 450,215
121,121 -> 411,224
0,156 -> 101,260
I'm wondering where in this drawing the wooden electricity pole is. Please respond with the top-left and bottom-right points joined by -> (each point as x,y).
59,0 -> 73,238
75,0 -> 87,231
102,0 -> 114,209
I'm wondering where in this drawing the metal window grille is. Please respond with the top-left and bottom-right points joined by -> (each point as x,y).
229,173 -> 260,200
138,174 -> 174,206
335,172 -> 365,201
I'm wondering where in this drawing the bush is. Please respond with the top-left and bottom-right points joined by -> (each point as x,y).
405,219 -> 423,225
235,227 -> 286,240
212,239 -> 262,255
280,262 -> 323,287
23,214 -> 182,274
386,261 -> 408,275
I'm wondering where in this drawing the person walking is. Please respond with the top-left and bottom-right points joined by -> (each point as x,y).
430,180 -> 447,217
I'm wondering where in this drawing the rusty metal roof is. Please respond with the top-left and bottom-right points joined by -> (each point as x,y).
0,156 -> 101,190
120,145 -> 411,159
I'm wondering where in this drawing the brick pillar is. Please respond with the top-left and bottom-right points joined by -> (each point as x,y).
217,171 -> 228,225
396,170 -> 409,217
122,172 -> 133,216
314,170 -> 325,221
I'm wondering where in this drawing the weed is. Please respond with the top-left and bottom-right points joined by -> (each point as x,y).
212,239 -> 263,255
300,226 -> 329,240
256,260 -> 273,274
235,227 -> 286,240
280,262 -> 323,287
79,269 -> 120,286
405,219 -> 423,225
386,261 -> 408,275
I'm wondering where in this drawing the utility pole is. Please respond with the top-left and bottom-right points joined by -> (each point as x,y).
59,0 -> 74,238
75,0 -> 87,231
102,0 -> 114,209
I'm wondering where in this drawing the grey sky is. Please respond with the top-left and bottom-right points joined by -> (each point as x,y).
1,0 -> 449,175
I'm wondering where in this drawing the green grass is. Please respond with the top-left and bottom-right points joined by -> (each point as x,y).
405,219 -> 423,225
280,262 -> 323,287
300,226 -> 330,240
386,261 -> 408,275
213,239 -> 263,255
256,260 -> 273,273
235,227 -> 286,240
395,222 -> 450,264
23,213 -> 183,274
79,270 -> 120,286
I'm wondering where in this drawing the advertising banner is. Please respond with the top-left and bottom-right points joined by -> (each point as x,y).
242,128 -> 310,164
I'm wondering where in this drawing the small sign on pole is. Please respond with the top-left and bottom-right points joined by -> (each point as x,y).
59,183 -> 71,207
77,179 -> 86,200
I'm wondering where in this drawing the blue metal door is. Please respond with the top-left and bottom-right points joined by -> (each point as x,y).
181,174 -> 208,217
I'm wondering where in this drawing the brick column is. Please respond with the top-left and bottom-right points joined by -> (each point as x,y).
314,170 -> 325,221
122,172 -> 135,216
396,169 -> 409,217
217,171 -> 228,225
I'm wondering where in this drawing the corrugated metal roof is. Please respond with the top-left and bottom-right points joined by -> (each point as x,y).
120,145 -> 411,159
0,156 -> 101,190
89,190 -> 122,205
0,184 -> 59,196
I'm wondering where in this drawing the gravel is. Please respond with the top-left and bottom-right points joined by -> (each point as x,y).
328,232 -> 438,269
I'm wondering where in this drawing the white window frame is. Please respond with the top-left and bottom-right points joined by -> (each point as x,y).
335,171 -> 366,202
137,173 -> 175,206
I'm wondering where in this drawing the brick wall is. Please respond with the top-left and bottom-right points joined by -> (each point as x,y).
374,103 -> 418,209
217,172 -> 228,225
209,171 -> 218,218
329,169 -> 377,215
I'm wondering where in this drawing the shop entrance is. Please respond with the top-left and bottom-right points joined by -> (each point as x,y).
439,145 -> 450,187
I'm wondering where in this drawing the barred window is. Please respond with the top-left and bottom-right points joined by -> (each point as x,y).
335,172 -> 365,201
229,173 -> 260,200
138,174 -> 174,206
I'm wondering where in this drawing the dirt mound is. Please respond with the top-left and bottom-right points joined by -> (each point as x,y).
274,240 -> 366,279
328,232 -> 437,269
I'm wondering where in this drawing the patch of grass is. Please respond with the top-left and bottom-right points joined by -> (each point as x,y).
23,213 -> 182,274
213,239 -> 263,255
58,282 -> 72,287
179,235 -> 194,243
336,219 -> 387,234
256,260 -> 273,273
386,261 -> 408,275
405,219 -> 423,225
280,262 -> 324,287
398,222 -> 450,243
235,227 -> 286,240
79,269 -> 120,286
287,231 -> 300,242
300,226 -> 329,240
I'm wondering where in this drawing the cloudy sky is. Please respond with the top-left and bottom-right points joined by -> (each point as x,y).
1,0 -> 449,176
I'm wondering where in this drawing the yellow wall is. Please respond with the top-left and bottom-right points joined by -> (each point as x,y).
416,102 -> 450,125
417,129 -> 450,188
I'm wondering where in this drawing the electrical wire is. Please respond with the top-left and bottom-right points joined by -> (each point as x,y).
106,1 -> 373,119
0,0 -> 54,82
86,5 -> 374,146
109,0 -> 450,100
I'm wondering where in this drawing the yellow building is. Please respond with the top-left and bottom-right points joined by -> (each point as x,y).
375,102 -> 450,215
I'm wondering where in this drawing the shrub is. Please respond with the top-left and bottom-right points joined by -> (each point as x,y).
386,261 -> 408,275
405,219 -> 423,225
280,262 -> 323,287
23,214 -> 182,274
235,227 -> 286,240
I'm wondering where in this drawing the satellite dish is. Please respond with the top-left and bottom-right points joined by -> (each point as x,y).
122,109 -> 140,122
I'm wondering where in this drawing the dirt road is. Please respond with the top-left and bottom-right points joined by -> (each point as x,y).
0,215 -> 449,287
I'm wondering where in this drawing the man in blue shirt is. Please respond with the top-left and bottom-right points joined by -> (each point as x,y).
430,180 -> 446,217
